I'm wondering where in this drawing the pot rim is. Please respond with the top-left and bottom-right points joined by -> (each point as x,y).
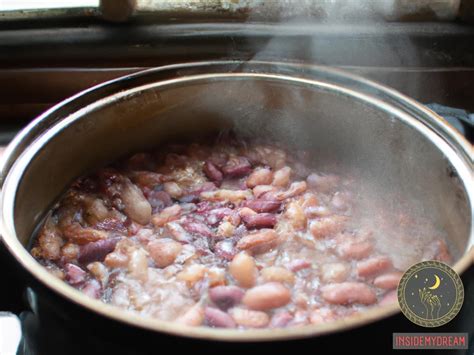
0,61 -> 472,342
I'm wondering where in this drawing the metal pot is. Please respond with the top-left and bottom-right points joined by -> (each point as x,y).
0,61 -> 472,347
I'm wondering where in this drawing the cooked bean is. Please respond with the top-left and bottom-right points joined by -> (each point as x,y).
229,252 -> 257,288
380,290 -> 398,306
128,248 -> 148,282
261,266 -> 295,284
321,282 -> 376,305
200,189 -> 253,203
177,264 -> 206,286
244,199 -> 281,213
336,239 -> 373,260
242,282 -> 291,310
147,239 -> 182,268
151,204 -> 181,227
204,307 -> 236,328
356,256 -> 393,278
246,168 -> 273,188
239,207 -> 257,218
61,242 -> 80,262
163,182 -> 183,199
165,221 -> 192,243
176,303 -> 205,326
288,259 -> 311,272
182,220 -> 214,238
229,308 -> 270,328
252,185 -> 277,198
146,190 -> 172,212
270,312 -> 294,328
309,308 -> 336,325
236,229 -> 278,254
203,161 -> 223,183
81,279 -> 101,299
87,262 -> 108,285
65,263 -> 86,285
309,216 -> 346,239
321,263 -> 350,283
121,180 -> 152,225
275,181 -> 307,200
284,202 -> 307,230
272,166 -> 292,187
242,213 -> 277,229
214,240 -> 236,261
222,156 -> 252,177
209,285 -> 245,310
78,237 -> 120,264
373,271 -> 403,289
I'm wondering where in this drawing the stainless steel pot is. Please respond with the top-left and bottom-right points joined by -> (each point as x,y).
0,61 -> 472,343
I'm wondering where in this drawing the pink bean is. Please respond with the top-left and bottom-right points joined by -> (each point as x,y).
244,199 -> 281,213
336,240 -> 373,260
65,263 -> 86,285
242,213 -> 277,229
373,271 -> 403,289
203,161 -> 223,183
288,259 -> 311,272
242,282 -> 291,310
321,282 -> 376,305
236,229 -> 278,254
204,307 -> 236,328
356,256 -> 393,278
270,311 -> 294,328
81,279 -> 101,299
209,285 -> 245,310
182,220 -> 214,238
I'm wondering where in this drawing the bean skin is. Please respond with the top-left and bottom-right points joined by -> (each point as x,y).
356,256 -> 393,278
65,263 -> 86,285
209,285 -> 245,310
261,266 -> 295,284
204,307 -> 236,328
321,282 -> 376,305
242,282 -> 291,310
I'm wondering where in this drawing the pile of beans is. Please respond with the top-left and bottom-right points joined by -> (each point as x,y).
31,140 -> 451,329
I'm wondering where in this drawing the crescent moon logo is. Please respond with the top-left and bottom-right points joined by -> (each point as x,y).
429,274 -> 441,290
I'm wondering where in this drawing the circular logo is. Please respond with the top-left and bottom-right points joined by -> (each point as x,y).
397,261 -> 464,327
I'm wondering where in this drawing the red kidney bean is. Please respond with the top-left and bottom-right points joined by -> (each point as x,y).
242,213 -> 277,229
222,156 -> 252,177
356,256 -> 393,278
209,285 -> 245,310
182,220 -> 214,238
204,307 -> 236,328
270,311 -> 294,328
203,161 -> 223,183
78,237 -> 120,265
321,282 -> 376,305
65,263 -> 86,285
244,199 -> 281,213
